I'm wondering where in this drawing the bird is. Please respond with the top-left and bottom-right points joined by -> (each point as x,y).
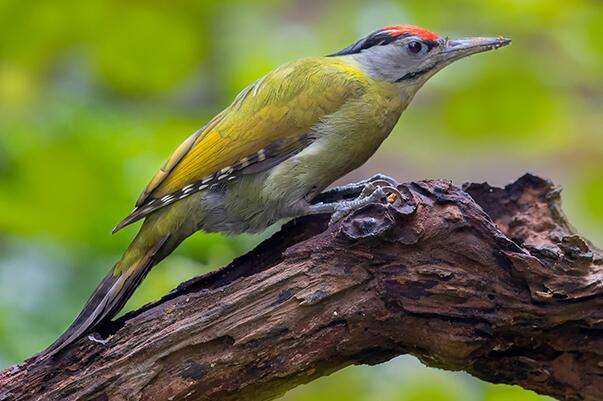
42,24 -> 511,358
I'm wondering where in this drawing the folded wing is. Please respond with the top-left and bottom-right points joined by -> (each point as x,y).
114,58 -> 367,233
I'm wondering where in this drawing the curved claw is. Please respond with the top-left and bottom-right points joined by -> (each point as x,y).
370,179 -> 398,187
363,174 -> 399,186
360,183 -> 404,202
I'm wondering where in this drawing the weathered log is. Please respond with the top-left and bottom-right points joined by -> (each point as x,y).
1,174 -> 601,401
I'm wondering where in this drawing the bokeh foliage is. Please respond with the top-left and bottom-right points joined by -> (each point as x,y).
0,0 -> 601,400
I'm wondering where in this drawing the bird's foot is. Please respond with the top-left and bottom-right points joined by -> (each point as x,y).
302,175 -> 405,224
88,334 -> 111,345
329,183 -> 405,225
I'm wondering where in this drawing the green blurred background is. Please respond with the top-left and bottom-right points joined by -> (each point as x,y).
1,0 -> 601,400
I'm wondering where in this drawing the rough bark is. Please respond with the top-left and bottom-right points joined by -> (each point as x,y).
1,174 -> 602,401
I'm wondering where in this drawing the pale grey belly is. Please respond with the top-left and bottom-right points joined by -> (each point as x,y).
190,170 -> 296,234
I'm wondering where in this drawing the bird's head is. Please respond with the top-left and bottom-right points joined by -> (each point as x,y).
331,25 -> 511,89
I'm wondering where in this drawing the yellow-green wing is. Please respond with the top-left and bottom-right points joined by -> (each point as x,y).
113,57 -> 367,232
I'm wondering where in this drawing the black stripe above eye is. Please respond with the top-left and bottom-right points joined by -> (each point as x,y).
328,32 -> 413,57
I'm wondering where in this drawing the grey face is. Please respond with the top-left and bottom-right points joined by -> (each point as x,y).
345,35 -> 511,84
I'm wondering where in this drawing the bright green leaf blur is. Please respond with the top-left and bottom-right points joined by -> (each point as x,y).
0,1 -> 600,400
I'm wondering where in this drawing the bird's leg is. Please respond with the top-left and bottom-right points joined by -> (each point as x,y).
302,182 -> 405,225
326,174 -> 400,197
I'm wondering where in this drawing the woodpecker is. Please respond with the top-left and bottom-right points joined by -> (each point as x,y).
43,25 -> 510,357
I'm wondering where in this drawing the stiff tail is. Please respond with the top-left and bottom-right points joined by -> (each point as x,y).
41,230 -> 172,359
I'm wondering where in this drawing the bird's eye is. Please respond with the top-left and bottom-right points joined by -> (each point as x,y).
407,41 -> 424,54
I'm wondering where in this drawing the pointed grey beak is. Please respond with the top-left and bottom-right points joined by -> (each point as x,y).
441,37 -> 511,62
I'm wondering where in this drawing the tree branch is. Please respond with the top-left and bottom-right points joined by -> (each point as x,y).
1,174 -> 602,401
